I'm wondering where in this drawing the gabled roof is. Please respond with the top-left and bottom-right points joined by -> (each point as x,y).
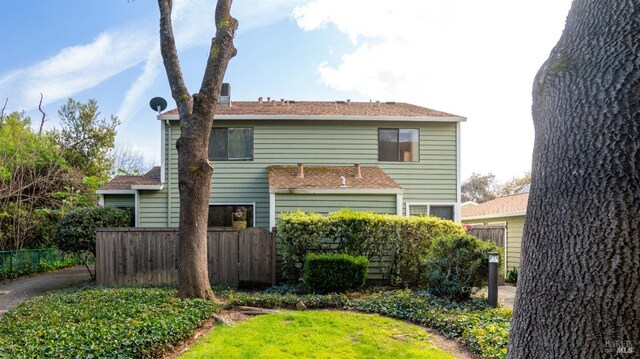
98,166 -> 162,191
161,101 -> 463,120
268,165 -> 401,192
461,193 -> 529,219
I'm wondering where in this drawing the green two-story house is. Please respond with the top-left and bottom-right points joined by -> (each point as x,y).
98,96 -> 465,229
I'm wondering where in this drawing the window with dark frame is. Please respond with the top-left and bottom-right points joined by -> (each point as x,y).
207,204 -> 254,228
378,128 -> 419,162
208,127 -> 254,161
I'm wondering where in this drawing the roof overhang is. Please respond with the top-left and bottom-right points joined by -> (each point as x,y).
158,114 -> 466,123
131,184 -> 164,190
462,210 -> 526,221
270,188 -> 403,195
96,189 -> 138,195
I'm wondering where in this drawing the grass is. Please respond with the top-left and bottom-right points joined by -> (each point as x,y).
181,310 -> 454,359
0,286 -> 218,358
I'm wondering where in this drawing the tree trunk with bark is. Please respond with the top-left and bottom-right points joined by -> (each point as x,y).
157,0 -> 237,299
508,1 -> 640,357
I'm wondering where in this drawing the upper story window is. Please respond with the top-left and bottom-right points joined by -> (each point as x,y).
208,127 -> 254,161
378,128 -> 419,162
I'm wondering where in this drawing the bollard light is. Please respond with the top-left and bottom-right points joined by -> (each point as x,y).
488,251 -> 499,308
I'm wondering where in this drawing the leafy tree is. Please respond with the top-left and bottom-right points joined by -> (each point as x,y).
54,98 -> 120,184
497,172 -> 530,196
156,0 -> 237,299
461,173 -> 497,203
508,1 -> 639,357
53,206 -> 131,279
0,111 -> 84,250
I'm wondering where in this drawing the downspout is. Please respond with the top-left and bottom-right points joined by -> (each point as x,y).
165,119 -> 173,227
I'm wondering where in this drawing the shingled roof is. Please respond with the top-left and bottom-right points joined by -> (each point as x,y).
99,166 -> 162,191
163,101 -> 461,118
268,165 -> 401,191
461,193 -> 529,219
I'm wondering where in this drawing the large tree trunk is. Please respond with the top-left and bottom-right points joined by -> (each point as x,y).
158,0 -> 237,299
508,1 -> 640,357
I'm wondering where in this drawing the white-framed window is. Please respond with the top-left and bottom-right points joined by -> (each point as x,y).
208,203 -> 256,228
406,203 -> 456,221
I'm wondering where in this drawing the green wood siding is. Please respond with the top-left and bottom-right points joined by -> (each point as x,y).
139,119 -> 458,228
462,215 -> 525,271
275,193 -> 397,216
103,194 -> 135,208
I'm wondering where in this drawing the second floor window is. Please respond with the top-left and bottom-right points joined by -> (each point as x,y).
378,128 -> 419,162
208,127 -> 254,161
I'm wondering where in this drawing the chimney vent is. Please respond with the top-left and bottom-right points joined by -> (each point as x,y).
280,98 -> 285,105
354,163 -> 362,178
258,96 -> 263,104
347,99 -> 351,105
297,163 -> 304,178
340,176 -> 347,188
219,83 -> 231,107
267,97 -> 271,102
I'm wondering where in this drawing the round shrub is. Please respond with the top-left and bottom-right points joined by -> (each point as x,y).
53,206 -> 131,257
303,253 -> 368,293
425,234 -> 502,301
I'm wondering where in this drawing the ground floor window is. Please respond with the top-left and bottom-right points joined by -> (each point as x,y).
208,204 -> 254,229
407,203 -> 454,221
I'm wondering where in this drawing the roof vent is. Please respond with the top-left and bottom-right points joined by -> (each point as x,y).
297,163 -> 304,179
385,101 -> 396,105
346,99 -> 351,105
340,176 -> 347,188
354,163 -> 362,178
258,96 -> 263,104
219,83 -> 231,107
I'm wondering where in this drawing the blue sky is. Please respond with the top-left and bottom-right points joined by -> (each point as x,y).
0,0 -> 573,182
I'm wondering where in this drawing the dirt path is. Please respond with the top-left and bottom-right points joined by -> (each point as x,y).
0,265 -> 93,317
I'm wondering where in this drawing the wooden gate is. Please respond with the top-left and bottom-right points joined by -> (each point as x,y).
96,227 -> 275,287
467,225 -> 507,284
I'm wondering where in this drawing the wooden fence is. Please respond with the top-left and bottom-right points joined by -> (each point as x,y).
96,227 -> 276,287
468,225 -> 506,284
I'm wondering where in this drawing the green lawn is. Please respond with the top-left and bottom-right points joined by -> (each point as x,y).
181,310 -> 454,359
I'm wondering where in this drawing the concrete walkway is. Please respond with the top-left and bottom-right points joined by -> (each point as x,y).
0,265 -> 93,317
476,285 -> 517,309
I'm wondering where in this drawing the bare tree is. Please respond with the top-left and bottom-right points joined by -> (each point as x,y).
508,1 -> 639,357
157,0 -> 237,299
38,93 -> 47,135
111,142 -> 152,176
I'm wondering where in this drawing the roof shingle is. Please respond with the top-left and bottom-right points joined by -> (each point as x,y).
99,166 -> 162,191
461,193 -> 529,218
163,101 -> 461,118
268,165 -> 401,190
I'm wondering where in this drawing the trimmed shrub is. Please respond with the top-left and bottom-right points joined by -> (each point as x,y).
277,209 -> 465,285
302,253 -> 368,293
425,234 -> 503,300
53,206 -> 131,257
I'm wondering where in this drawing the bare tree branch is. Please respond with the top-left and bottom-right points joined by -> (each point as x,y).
157,0 -> 192,118
38,93 -> 47,135
0,98 -> 7,122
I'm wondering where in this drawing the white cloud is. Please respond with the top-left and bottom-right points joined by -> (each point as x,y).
293,0 -> 574,180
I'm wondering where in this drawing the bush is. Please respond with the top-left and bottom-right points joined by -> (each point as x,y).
0,287 -> 217,358
425,235 -> 503,301
506,267 -> 518,284
277,209 -> 465,285
302,253 -> 368,293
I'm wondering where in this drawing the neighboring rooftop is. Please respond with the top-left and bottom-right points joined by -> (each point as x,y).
461,193 -> 529,219
162,101 -> 462,118
99,166 -> 161,191
268,165 -> 401,191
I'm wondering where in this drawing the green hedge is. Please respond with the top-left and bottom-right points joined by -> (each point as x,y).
0,287 -> 217,358
426,235 -> 503,300
277,209 -> 466,286
303,253 -> 368,293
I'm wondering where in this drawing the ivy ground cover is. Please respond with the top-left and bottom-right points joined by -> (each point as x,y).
181,311 -> 454,359
0,287 -> 217,358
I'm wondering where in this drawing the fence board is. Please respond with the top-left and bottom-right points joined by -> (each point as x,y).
96,228 -> 273,287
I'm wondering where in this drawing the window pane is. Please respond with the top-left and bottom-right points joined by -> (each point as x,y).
208,205 -> 254,228
430,205 -> 454,221
209,128 -> 228,160
399,129 -> 419,162
228,128 -> 253,160
378,129 -> 399,161
409,205 -> 428,216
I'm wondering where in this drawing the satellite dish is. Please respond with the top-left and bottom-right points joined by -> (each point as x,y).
149,97 -> 167,113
